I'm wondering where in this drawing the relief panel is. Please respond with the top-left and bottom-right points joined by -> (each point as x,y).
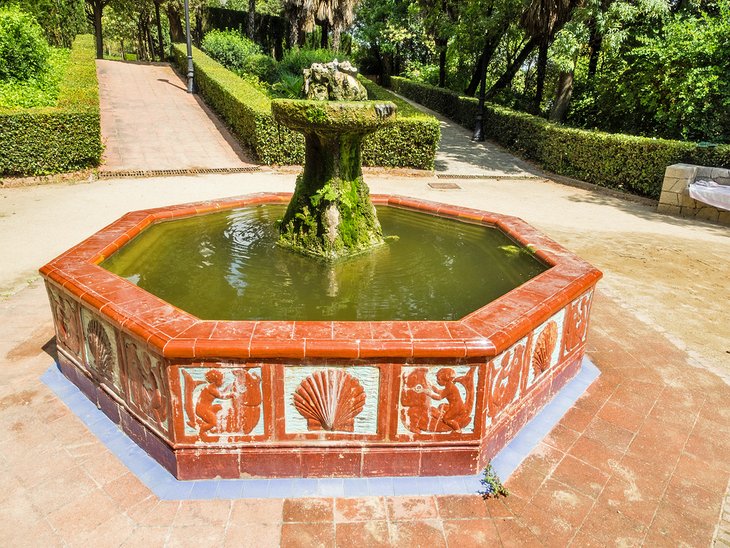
562,290 -> 593,358
80,308 -> 121,391
123,338 -> 170,434
48,287 -> 82,359
180,367 -> 264,442
524,308 -> 565,390
487,337 -> 529,422
399,365 -> 478,434
284,366 -> 379,435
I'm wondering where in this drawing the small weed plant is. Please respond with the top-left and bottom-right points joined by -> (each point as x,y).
478,463 -> 509,500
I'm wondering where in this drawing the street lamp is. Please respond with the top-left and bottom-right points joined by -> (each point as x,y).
184,0 -> 194,93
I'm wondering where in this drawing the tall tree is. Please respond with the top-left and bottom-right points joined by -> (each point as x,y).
86,0 -> 111,58
520,0 -> 580,112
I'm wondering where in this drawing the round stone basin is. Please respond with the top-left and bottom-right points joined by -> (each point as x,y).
40,193 -> 601,480
271,99 -> 396,134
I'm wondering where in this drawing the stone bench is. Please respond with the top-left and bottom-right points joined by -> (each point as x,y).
657,163 -> 730,226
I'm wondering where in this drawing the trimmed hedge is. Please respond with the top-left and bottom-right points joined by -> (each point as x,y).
172,44 -> 440,169
391,77 -> 730,199
0,34 -> 102,176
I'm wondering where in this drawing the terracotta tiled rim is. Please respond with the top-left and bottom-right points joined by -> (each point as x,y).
39,193 -> 602,480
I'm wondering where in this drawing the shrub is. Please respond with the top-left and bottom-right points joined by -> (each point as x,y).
0,47 -> 69,108
0,34 -> 102,176
391,77 -> 730,199
241,53 -> 278,83
0,6 -> 50,81
172,44 -> 440,168
201,29 -> 260,72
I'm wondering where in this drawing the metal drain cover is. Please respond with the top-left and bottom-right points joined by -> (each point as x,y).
428,182 -> 462,190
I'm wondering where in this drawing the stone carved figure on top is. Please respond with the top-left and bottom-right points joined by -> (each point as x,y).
303,60 -> 368,101
182,368 -> 262,442
400,366 -> 476,434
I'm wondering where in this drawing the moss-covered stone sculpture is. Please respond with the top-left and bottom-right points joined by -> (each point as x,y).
272,96 -> 396,260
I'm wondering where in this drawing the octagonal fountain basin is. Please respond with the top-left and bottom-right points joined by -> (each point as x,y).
40,193 -> 601,480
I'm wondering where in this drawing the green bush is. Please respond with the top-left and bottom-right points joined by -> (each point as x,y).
241,53 -> 278,83
391,77 -> 730,198
201,29 -> 261,72
0,47 -> 69,108
0,6 -> 50,81
172,44 -> 440,168
0,34 -> 102,176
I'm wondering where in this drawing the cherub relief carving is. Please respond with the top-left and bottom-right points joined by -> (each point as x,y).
400,366 -> 476,434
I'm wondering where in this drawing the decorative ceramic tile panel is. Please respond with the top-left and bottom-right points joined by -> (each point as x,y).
48,287 -> 82,359
398,365 -> 478,434
487,337 -> 529,422
122,337 -> 169,433
284,366 -> 380,434
562,290 -> 593,357
525,308 -> 565,389
81,308 -> 121,390
180,367 -> 264,442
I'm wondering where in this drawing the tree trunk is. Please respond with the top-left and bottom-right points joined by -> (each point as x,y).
167,6 -> 184,42
155,1 -> 165,60
464,27 -> 506,96
381,51 -> 393,88
320,20 -> 329,49
332,26 -> 342,51
93,6 -> 103,58
549,70 -> 574,122
248,0 -> 256,39
485,37 -> 537,101
587,23 -> 603,79
532,40 -> 549,113
437,38 -> 447,87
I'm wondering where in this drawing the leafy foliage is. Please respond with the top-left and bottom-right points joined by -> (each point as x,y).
478,463 -> 509,499
0,0 -> 84,48
0,34 -> 102,176
392,76 -> 730,198
0,6 -> 50,81
171,43 -> 439,168
201,29 -> 261,71
0,47 -> 70,108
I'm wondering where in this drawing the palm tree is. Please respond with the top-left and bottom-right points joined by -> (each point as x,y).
284,0 -> 360,50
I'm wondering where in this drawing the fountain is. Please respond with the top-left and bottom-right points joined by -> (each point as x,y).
40,63 -> 601,479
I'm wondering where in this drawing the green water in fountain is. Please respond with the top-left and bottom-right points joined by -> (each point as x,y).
102,205 -> 547,321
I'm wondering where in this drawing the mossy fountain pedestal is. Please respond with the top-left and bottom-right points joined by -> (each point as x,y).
272,99 -> 396,260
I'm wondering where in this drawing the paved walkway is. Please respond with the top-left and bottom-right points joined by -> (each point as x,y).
393,93 -> 541,178
1,172 -> 729,546
97,61 -> 254,171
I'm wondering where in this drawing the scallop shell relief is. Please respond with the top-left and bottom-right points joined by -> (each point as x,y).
532,321 -> 558,376
293,369 -> 366,432
86,318 -> 115,380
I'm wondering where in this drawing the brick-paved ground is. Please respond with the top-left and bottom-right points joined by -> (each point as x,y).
97,60 -> 254,171
1,280 -> 728,546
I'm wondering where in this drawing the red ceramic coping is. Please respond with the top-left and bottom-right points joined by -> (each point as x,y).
40,193 -> 602,360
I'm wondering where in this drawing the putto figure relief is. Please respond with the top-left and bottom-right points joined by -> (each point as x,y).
400,366 -> 476,434
124,341 -> 168,430
487,341 -> 527,420
182,368 -> 262,442
563,291 -> 592,356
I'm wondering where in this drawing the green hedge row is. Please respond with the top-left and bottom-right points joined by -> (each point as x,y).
391,77 -> 730,199
172,44 -> 440,169
0,35 -> 102,176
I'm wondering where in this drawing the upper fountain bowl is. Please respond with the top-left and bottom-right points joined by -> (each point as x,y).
272,99 -> 397,134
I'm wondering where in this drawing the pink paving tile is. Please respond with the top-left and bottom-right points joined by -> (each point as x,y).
335,521 -> 390,547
